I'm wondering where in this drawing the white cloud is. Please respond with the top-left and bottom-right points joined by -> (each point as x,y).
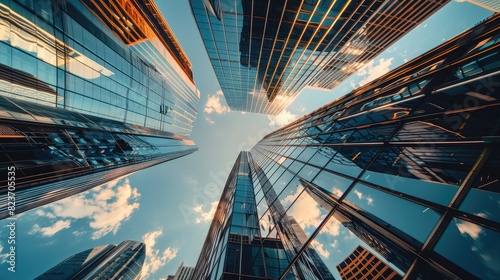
283,186 -> 341,237
332,188 -> 343,197
193,201 -> 218,224
141,229 -> 178,280
72,230 -> 86,237
456,220 -> 482,239
366,197 -> 374,205
204,90 -> 230,114
357,57 -> 394,86
0,240 -> 9,264
29,220 -> 71,237
31,178 -> 140,240
205,117 -> 215,124
354,190 -> 363,200
268,110 -> 297,127
311,240 -> 330,258
298,105 -> 307,113
353,190 -> 373,205
330,239 -> 339,248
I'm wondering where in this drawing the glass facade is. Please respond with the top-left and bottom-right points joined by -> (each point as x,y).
197,14 -> 500,279
36,240 -> 146,280
189,0 -> 448,114
0,0 -> 199,218
336,245 -> 402,280
193,152 -> 336,279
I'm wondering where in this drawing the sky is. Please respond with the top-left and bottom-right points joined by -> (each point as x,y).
0,1 -> 493,279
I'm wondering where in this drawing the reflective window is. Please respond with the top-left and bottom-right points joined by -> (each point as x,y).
434,218 -> 500,280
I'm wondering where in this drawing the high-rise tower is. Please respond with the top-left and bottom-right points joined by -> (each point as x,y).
189,0 -> 449,114
193,152 -> 336,279
35,240 -> 146,280
0,0 -> 199,218
196,13 -> 500,279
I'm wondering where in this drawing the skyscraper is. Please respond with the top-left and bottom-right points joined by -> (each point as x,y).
189,0 -> 449,114
336,245 -> 402,280
193,152 -> 336,279
196,13 -> 500,279
171,261 -> 195,280
35,240 -> 146,280
0,0 -> 199,218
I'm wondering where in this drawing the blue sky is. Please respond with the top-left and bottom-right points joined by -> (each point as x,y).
0,1 -> 493,279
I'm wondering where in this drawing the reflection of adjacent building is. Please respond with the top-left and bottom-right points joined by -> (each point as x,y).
247,14 -> 500,280
336,245 -> 402,280
192,152 -> 335,279
35,240 -> 146,280
0,0 -> 199,218
190,0 -> 449,114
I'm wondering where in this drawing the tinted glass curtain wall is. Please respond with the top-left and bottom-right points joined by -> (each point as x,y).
193,152 -> 336,280
197,14 -> 500,280
0,0 -> 199,218
35,240 -> 146,280
189,0 -> 449,114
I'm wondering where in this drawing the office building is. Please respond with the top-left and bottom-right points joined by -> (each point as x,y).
193,152 -> 336,279
189,0 -> 449,114
35,240 -> 146,280
196,14 -> 500,279
336,245 -> 402,280
172,261 -> 195,280
0,0 -> 199,218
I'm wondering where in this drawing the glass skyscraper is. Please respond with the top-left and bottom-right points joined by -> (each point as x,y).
189,0 -> 449,114
336,245 -> 402,280
0,0 -> 199,218
193,152 -> 336,279
35,240 -> 146,280
195,13 -> 500,279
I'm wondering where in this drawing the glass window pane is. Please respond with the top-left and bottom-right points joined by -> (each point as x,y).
434,218 -> 500,280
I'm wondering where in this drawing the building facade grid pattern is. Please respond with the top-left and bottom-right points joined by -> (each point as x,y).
189,0 -> 449,114
233,13 -> 499,280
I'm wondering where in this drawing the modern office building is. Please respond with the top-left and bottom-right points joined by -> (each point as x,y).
193,152 -> 336,279
0,0 -> 199,218
461,0 -> 500,12
195,13 -> 500,280
336,245 -> 402,280
189,0 -> 449,114
171,261 -> 195,280
35,240 -> 146,280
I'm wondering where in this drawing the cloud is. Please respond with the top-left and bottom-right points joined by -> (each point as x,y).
268,110 -> 297,127
354,190 -> 363,200
357,57 -> 394,86
193,201 -> 218,223
456,220 -> 482,239
0,241 -> 9,264
330,239 -> 339,248
141,229 -> 178,280
205,117 -> 215,124
332,188 -> 343,197
31,178 -> 140,240
353,189 -> 374,205
311,240 -> 330,258
284,186 -> 341,237
204,90 -> 230,114
29,220 -> 71,237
